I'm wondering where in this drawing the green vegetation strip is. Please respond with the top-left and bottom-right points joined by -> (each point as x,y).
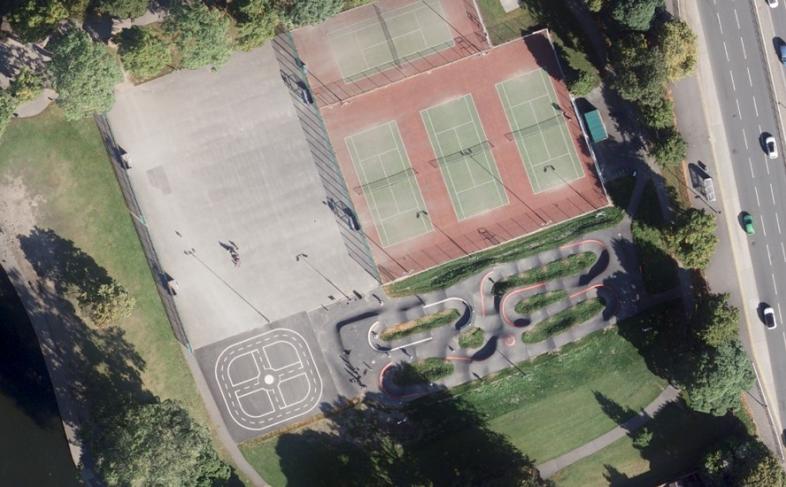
493,252 -> 597,296
522,298 -> 605,344
458,326 -> 484,349
380,308 -> 460,341
393,358 -> 454,386
385,207 -> 620,297
513,289 -> 568,315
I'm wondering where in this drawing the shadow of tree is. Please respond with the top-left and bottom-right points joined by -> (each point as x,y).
594,391 -> 638,431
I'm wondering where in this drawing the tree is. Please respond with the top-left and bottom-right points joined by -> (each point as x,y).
116,26 -> 172,80
657,18 -> 697,80
94,0 -> 149,19
638,97 -> 673,130
684,341 -> 754,415
0,90 -> 18,140
233,0 -> 279,51
78,281 -> 136,327
584,0 -> 604,12
664,207 -> 718,269
693,293 -> 739,347
48,28 -> 123,120
701,437 -> 785,486
92,399 -> 231,486
8,0 -> 69,42
9,67 -> 44,103
279,0 -> 343,27
611,0 -> 663,31
165,1 -> 232,70
650,126 -> 687,166
611,34 -> 667,104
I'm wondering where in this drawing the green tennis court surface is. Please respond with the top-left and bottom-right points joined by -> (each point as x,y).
328,0 -> 454,82
421,95 -> 508,220
497,69 -> 584,193
346,122 -> 431,246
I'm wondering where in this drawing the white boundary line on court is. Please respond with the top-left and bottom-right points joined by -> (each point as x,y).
537,70 -> 583,180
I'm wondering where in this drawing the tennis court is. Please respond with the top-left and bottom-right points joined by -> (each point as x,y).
346,122 -> 431,246
421,95 -> 508,220
328,0 -> 454,82
497,69 -> 584,193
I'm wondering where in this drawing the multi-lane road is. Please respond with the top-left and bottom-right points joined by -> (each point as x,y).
699,0 -> 786,440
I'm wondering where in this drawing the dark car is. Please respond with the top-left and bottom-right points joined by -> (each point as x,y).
343,207 -> 361,231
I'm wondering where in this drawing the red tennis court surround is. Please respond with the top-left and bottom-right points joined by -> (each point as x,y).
299,27 -> 608,283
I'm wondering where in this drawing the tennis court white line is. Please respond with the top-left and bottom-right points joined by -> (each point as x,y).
464,96 -> 508,208
434,120 -> 475,137
497,79 -> 545,192
537,70 -> 582,180
505,93 -> 552,112
422,107 -> 468,218
386,122 -> 430,232
348,137 -> 391,244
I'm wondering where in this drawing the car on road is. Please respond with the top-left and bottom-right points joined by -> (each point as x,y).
763,305 -> 777,329
769,0 -> 780,8
742,212 -> 755,235
780,41 -> 786,65
765,135 -> 778,159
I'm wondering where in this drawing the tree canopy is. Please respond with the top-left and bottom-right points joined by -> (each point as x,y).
165,1 -> 232,70
278,0 -> 343,27
233,0 -> 279,51
611,34 -> 667,105
664,207 -> 718,269
657,18 -> 697,80
693,293 -> 740,348
0,90 -> 18,140
9,67 -> 43,103
684,341 -> 754,415
701,437 -> 785,487
638,96 -> 673,130
9,0 -> 69,42
48,28 -> 123,120
94,0 -> 149,19
650,126 -> 688,166
611,0 -> 663,31
116,26 -> 172,80
92,399 -> 231,486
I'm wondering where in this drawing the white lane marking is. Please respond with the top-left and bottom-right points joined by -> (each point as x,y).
755,185 -> 761,206
771,183 -> 777,204
773,273 -> 779,295
779,303 -> 783,323
743,129 -> 749,149
742,37 -> 748,60
768,244 -> 773,265
723,40 -> 730,61
736,98 -> 743,119
747,66 -> 753,86
734,9 -> 740,29
782,242 -> 786,261
778,213 -> 783,234
766,156 -> 771,175
749,156 -> 755,177
753,95 -> 759,117
730,70 -> 736,91
762,214 -> 769,236
717,12 -> 724,34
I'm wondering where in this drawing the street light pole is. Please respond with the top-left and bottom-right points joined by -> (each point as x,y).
295,253 -> 351,300
416,210 -> 469,256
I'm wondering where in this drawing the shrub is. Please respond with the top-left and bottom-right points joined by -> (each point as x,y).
94,0 -> 149,19
657,18 -> 697,80
584,0 -> 604,12
279,0 -> 343,27
393,358 -> 453,386
514,290 -> 568,315
78,281 -> 136,327
9,0 -> 69,42
458,327 -> 484,349
650,126 -> 687,166
9,67 -> 43,103
0,90 -> 19,141
116,26 -> 172,80
638,97 -> 674,130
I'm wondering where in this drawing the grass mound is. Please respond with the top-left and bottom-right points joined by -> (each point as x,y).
385,208 -> 620,297
493,252 -> 597,296
522,298 -> 605,344
458,327 -> 484,349
393,358 -> 454,386
380,308 -> 460,341
514,289 -> 568,315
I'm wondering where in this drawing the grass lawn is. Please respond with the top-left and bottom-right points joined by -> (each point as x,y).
380,308 -> 460,341
522,298 -> 605,343
385,208 -> 622,297
393,358 -> 454,386
458,326 -> 485,349
493,251 -> 597,296
551,402 -> 740,486
476,0 -> 539,45
0,107 -> 224,466
514,289 -> 568,315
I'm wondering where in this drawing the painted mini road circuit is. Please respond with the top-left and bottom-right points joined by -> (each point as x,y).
214,328 -> 323,431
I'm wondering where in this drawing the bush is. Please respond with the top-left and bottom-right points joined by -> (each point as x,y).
380,308 -> 460,341
0,90 -> 19,141
393,358 -> 453,386
94,0 -> 148,19
116,26 -> 172,80
611,0 -> 663,31
9,0 -> 69,42
458,327 -> 484,349
9,67 -> 43,103
514,290 -> 568,315
279,0 -> 343,26
48,27 -> 123,120
584,0 -> 604,12
558,42 -> 600,97
650,126 -> 687,166
165,2 -> 232,70
657,18 -> 697,80
493,252 -> 598,296
78,281 -> 136,327
522,298 -> 605,343
638,97 -> 674,130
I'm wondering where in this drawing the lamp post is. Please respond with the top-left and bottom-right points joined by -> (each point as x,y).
295,253 -> 351,300
415,210 -> 469,256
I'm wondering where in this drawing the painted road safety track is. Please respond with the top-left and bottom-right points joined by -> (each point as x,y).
214,328 -> 323,431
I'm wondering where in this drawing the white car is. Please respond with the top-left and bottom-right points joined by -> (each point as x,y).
765,135 -> 778,159
769,0 -> 780,8
764,306 -> 777,329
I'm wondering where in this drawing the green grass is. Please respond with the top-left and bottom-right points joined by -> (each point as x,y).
386,208 -> 622,297
605,175 -> 637,211
458,326 -> 485,349
522,298 -> 605,343
493,252 -> 597,296
476,0 -> 539,45
514,289 -> 568,315
551,403 -> 741,486
393,358 -> 454,386
0,107 -> 225,466
380,308 -> 460,341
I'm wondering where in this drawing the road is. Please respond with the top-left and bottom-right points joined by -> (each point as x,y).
698,0 -> 786,443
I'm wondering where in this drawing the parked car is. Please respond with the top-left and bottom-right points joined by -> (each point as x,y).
763,305 -> 777,329
768,0 -> 779,8
765,135 -> 778,159
780,41 -> 786,65
742,212 -> 755,235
